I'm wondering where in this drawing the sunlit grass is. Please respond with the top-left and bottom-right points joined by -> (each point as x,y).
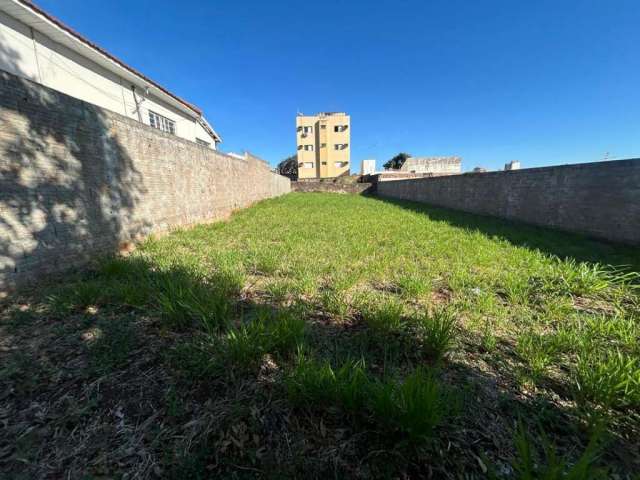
42,193 -> 639,412
17,192 -> 639,476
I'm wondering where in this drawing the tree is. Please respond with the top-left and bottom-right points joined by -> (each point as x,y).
277,154 -> 298,180
383,152 -> 411,170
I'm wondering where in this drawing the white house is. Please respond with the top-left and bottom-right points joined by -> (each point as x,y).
0,0 -> 221,149
504,160 -> 521,171
361,159 -> 376,175
399,157 -> 462,174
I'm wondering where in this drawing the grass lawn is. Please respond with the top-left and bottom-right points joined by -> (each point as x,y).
1,192 -> 639,478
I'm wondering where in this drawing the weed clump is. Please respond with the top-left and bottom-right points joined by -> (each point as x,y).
359,295 -> 405,337
286,357 -> 450,444
417,307 -> 458,360
216,308 -> 307,374
573,349 -> 640,410
504,422 -> 608,479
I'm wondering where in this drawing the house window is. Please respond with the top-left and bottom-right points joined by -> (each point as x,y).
334,125 -> 348,132
320,124 -> 326,129
334,143 -> 348,150
320,143 -> 326,148
302,126 -> 313,134
335,161 -> 348,168
303,145 -> 314,151
196,138 -> 210,147
299,162 -> 314,169
149,111 -> 176,134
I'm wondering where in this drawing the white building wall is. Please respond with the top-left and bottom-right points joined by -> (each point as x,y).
33,29 -> 129,117
361,159 -> 376,175
400,157 -> 462,174
195,120 -> 214,146
0,8 -> 216,149
0,10 -> 40,80
504,161 -> 521,171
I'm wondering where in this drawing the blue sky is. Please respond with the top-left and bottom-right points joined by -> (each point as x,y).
38,0 -> 640,171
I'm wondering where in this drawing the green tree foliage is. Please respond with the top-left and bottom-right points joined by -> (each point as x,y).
277,154 -> 298,179
383,152 -> 411,170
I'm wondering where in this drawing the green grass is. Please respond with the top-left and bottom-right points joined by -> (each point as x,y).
573,349 -> 640,409
286,357 -> 449,444
417,307 -> 458,360
358,294 -> 405,337
3,192 -> 639,478
215,307 -> 307,374
286,356 -> 370,411
368,367 -> 450,443
502,422 -> 608,480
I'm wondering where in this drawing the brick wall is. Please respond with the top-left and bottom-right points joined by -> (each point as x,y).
377,159 -> 640,245
291,181 -> 373,194
0,71 -> 290,289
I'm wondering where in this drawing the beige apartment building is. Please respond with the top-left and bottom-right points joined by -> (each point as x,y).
296,112 -> 350,179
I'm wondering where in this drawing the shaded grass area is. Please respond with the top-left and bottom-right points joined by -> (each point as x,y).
1,192 -> 639,478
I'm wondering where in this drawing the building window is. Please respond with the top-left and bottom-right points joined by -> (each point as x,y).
303,145 -> 314,151
334,143 -> 348,150
299,162 -> 314,169
149,111 -> 176,134
302,126 -> 313,134
196,138 -> 210,147
320,143 -> 326,148
335,161 -> 348,168
320,124 -> 326,129
334,125 -> 348,132
322,162 -> 327,165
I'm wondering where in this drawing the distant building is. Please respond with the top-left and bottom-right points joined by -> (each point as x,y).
296,112 -> 350,179
399,156 -> 461,175
0,0 -> 221,149
504,161 -> 521,171
361,159 -> 376,175
473,167 -> 488,173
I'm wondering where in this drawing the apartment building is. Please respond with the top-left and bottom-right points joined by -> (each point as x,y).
296,112 -> 350,179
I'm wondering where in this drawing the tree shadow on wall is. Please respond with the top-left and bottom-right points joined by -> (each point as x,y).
0,56 -> 149,288
372,196 -> 640,271
0,32 -> 22,78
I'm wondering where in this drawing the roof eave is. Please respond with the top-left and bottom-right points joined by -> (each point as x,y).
3,0 -> 202,118
198,117 -> 222,143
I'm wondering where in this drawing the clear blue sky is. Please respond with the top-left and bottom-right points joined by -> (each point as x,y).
38,0 -> 640,171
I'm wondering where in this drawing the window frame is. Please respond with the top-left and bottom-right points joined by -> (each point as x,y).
149,110 -> 176,135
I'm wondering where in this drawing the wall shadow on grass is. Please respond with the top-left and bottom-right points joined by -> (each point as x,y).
372,196 -> 640,272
